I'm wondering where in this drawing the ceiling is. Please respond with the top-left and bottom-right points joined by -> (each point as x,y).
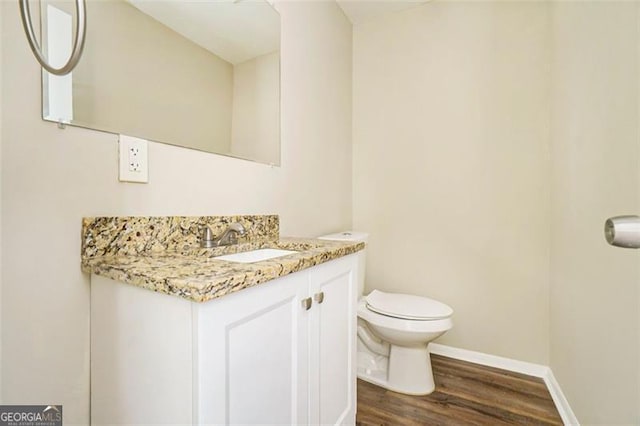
336,0 -> 430,25
126,0 -> 428,64
127,0 -> 280,65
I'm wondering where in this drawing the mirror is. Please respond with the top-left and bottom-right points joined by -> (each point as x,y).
41,0 -> 281,165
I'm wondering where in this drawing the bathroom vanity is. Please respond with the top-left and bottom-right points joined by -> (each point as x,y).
82,216 -> 364,425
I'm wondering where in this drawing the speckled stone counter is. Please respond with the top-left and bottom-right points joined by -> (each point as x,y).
81,216 -> 364,302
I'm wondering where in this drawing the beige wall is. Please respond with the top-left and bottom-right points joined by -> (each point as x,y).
71,1 -> 233,154
549,2 -> 640,424
0,1 -> 352,423
231,51 -> 280,165
353,1 -> 551,364
0,0 -> 3,403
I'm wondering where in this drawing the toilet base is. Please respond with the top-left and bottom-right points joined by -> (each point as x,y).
357,343 -> 436,396
389,345 -> 435,395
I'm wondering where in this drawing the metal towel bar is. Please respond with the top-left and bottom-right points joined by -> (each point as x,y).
18,0 -> 87,76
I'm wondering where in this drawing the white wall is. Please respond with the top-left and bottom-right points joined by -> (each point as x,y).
549,2 -> 640,424
353,1 -> 551,364
0,0 -> 3,403
231,51 -> 280,164
0,1 -> 352,423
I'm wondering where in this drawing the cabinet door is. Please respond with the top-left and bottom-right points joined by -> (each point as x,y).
308,255 -> 357,425
194,272 -> 310,425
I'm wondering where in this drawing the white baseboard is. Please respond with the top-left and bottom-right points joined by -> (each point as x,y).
542,368 -> 580,426
429,343 -> 548,377
429,343 -> 579,426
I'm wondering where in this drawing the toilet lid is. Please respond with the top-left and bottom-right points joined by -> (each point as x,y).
365,290 -> 453,320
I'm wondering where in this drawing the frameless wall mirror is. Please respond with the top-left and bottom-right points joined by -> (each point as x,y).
41,0 -> 281,166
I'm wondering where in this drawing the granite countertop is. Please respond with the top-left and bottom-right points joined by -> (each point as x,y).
82,237 -> 364,303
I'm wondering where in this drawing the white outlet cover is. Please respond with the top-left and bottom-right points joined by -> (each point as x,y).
119,135 -> 149,183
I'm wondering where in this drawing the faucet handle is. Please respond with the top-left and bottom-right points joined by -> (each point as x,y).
200,225 -> 213,241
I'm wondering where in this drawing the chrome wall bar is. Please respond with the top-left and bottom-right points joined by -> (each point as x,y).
18,0 -> 87,76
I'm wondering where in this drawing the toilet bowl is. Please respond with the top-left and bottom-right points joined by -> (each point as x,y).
318,231 -> 454,396
357,291 -> 453,395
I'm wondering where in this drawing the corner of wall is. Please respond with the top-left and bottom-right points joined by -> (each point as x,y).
430,343 -> 579,425
543,368 -> 580,425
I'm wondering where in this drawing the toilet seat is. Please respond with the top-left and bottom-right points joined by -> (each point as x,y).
365,290 -> 453,320
358,299 -> 453,333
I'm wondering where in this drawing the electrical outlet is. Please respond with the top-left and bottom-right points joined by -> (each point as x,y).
129,146 -> 141,172
119,135 -> 148,183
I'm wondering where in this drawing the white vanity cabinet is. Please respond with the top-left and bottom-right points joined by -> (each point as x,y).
90,254 -> 358,425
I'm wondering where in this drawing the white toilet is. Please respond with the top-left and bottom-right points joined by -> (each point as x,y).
319,231 -> 453,396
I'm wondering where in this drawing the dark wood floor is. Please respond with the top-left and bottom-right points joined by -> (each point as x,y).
356,354 -> 563,425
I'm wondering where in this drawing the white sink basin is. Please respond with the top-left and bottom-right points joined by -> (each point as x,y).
214,248 -> 298,263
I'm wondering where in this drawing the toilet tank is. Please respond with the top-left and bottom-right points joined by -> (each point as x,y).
318,231 -> 368,297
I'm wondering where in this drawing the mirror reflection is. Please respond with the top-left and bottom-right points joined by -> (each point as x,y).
42,0 -> 281,165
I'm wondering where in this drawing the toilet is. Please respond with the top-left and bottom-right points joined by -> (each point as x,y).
319,231 -> 453,396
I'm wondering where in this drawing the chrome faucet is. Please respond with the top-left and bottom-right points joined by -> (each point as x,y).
200,222 -> 247,248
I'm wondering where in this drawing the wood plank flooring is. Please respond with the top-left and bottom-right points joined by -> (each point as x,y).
356,354 -> 563,425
